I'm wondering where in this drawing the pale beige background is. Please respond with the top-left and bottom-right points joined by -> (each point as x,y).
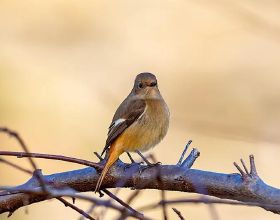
1,0 -> 280,219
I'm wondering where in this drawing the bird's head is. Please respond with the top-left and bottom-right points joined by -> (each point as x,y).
132,72 -> 161,99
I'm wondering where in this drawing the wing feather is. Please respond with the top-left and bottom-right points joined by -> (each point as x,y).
101,98 -> 146,156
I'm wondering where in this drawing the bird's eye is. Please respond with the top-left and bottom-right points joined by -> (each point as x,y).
138,82 -> 143,89
150,81 -> 157,87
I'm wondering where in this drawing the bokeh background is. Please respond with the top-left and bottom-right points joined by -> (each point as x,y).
1,0 -> 280,219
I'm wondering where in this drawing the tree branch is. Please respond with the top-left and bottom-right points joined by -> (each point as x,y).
1,149 -> 280,216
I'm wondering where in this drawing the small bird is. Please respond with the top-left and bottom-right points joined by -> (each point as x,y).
95,72 -> 170,192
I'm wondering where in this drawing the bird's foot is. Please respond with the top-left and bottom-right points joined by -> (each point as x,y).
124,161 -> 143,171
138,161 -> 161,174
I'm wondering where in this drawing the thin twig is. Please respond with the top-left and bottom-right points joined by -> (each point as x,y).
139,197 -> 280,211
78,205 -> 96,220
0,151 -> 102,169
126,190 -> 141,205
94,152 -> 103,162
118,190 -> 142,220
233,162 -> 246,176
240,159 -> 249,175
1,187 -> 146,220
0,127 -> 47,191
172,208 -> 185,220
0,157 -> 32,175
0,154 -> 98,220
202,196 -> 220,220
102,189 -> 145,219
0,128 -> 37,172
127,152 -> 135,163
250,155 -> 257,175
57,197 -> 96,220
177,140 -> 192,165
0,127 -> 101,219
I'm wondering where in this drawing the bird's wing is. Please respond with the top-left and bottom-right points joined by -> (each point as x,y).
101,98 -> 146,156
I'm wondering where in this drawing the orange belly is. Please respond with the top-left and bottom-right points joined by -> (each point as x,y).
114,99 -> 169,152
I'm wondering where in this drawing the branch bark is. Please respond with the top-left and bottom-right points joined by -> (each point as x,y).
0,149 -> 280,216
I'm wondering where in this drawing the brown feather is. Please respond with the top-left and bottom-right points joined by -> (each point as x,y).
101,98 -> 146,156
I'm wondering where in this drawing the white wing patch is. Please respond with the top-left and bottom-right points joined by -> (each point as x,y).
112,118 -> 126,127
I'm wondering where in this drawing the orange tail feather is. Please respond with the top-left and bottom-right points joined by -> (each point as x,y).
95,144 -> 123,193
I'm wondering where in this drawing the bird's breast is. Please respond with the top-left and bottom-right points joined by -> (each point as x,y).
116,99 -> 170,152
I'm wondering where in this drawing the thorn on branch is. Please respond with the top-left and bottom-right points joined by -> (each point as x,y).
181,148 -> 200,168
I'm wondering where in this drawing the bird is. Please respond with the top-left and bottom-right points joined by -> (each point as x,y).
95,72 -> 170,192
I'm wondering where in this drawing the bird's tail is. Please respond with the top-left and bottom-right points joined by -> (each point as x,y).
95,144 -> 122,193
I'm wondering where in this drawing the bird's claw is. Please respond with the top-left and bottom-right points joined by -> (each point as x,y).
124,161 -> 144,171
138,161 -> 161,174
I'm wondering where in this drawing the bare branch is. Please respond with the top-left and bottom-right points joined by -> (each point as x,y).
1,151 -> 280,215
1,149 -> 280,216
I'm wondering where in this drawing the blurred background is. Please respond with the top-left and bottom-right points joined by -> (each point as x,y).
1,0 -> 280,219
